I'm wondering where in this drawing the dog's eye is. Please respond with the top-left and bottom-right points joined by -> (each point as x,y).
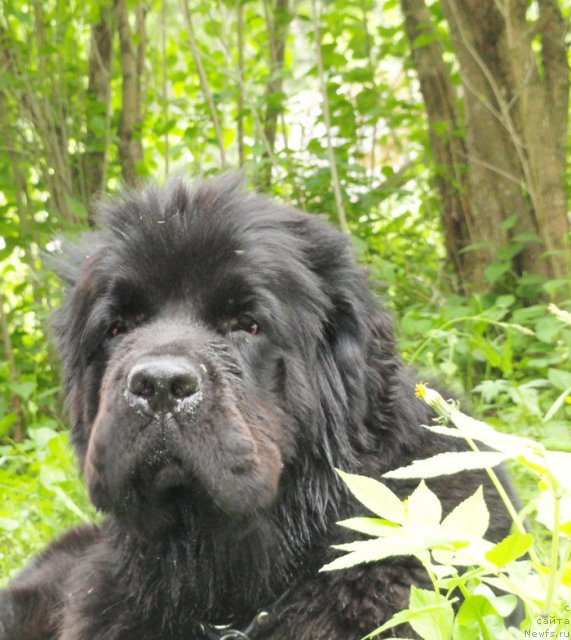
107,313 -> 145,340
232,314 -> 259,335
108,321 -> 127,339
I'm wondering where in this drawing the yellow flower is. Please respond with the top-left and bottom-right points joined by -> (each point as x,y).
415,383 -> 427,399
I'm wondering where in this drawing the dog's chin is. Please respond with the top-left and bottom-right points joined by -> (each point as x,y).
151,462 -> 188,493
107,456 -> 277,541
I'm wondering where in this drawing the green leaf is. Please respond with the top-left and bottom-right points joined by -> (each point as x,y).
535,317 -> 561,343
66,196 -> 88,221
336,469 -> 405,523
383,451 -> 510,480
49,486 -> 92,521
484,533 -> 533,568
9,381 -> 36,400
440,486 -> 489,540
364,596 -> 455,640
471,335 -> 501,367
484,262 -> 511,285
500,214 -> 518,230
28,427 -> 59,448
547,368 -> 571,392
413,32 -> 439,48
453,594 -> 505,640
409,587 -> 454,640
543,386 -> 571,423
0,413 -> 18,438
321,529 -> 460,572
337,517 -> 399,537
406,481 -> 442,527
418,394 -> 540,456
500,332 -> 513,376
460,240 -> 493,254
545,452 -> 571,493
0,517 -> 19,532
511,232 -> 543,244
473,379 -> 508,403
494,295 -> 515,308
39,460 -> 67,487
536,489 -> 571,536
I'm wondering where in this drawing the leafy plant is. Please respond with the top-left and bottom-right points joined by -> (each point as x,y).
0,428 -> 94,583
324,384 -> 571,639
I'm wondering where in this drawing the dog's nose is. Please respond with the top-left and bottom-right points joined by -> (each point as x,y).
127,357 -> 201,414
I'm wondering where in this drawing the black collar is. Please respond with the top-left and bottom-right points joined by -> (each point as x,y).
198,610 -> 272,640
197,587 -> 292,640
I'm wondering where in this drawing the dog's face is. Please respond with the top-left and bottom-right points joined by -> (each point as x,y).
53,176 -> 382,537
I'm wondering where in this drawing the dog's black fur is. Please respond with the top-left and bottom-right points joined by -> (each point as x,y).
0,175 -> 513,639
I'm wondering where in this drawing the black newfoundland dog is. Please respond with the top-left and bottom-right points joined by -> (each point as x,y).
1,175 -> 512,640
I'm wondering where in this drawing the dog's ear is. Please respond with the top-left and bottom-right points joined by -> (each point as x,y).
295,213 -> 397,364
45,233 -> 105,286
50,241 -> 107,465
293,215 -> 398,436
323,270 -> 398,412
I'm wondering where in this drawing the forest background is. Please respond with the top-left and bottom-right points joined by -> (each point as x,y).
0,0 -> 569,614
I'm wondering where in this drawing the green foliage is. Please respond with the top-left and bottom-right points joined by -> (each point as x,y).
393,296 -> 571,451
0,428 -> 94,583
328,386 -> 571,639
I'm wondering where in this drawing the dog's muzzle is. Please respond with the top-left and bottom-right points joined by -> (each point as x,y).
125,356 -> 202,415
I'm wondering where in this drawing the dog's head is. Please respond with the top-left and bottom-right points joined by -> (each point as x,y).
52,175 -> 396,537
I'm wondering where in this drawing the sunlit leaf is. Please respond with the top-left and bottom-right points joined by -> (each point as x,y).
484,533 -> 534,568
384,452 -> 510,480
337,469 -> 405,523
440,487 -> 489,540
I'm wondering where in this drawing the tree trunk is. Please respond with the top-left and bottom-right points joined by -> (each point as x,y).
401,0 -> 480,291
443,0 -> 569,282
237,0 -> 245,168
260,0 -> 290,189
84,5 -> 114,204
402,0 -> 569,290
115,0 -> 146,185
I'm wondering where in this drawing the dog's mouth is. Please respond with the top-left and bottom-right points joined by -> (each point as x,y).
151,460 -> 187,493
131,456 -> 212,524
136,452 -> 195,494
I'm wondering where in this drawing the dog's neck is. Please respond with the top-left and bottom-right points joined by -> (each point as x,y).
98,454 -> 349,630
103,504 -> 309,628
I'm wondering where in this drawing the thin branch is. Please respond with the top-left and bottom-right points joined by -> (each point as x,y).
455,150 -> 526,186
0,26 -> 77,223
136,3 -> 149,122
180,0 -> 227,168
525,10 -> 554,42
360,0 -> 378,176
309,0 -> 348,233
211,2 -> 280,175
161,0 -> 170,176
237,0 -> 245,167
